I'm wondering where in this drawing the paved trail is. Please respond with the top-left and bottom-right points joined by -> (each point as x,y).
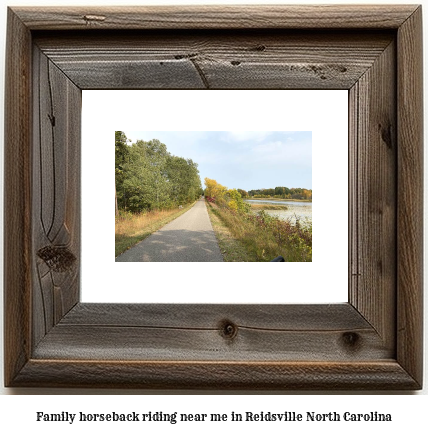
116,198 -> 223,262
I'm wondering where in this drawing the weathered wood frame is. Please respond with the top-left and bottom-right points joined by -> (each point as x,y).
4,5 -> 423,390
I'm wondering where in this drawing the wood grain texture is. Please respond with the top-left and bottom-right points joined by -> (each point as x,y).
396,6 -> 423,387
3,5 -> 423,390
12,360 -> 419,390
349,40 -> 397,352
32,47 -> 81,348
33,304 -> 391,362
12,5 -> 419,30
60,303 -> 371,329
3,8 -> 32,387
34,31 -> 393,90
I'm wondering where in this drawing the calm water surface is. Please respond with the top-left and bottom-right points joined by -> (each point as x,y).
245,200 -> 312,224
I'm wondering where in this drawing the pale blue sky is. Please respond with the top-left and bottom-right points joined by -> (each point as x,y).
124,131 -> 312,191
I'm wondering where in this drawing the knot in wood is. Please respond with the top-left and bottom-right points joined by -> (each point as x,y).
83,15 -> 106,23
37,245 -> 76,272
378,122 -> 393,149
219,320 -> 238,340
341,332 -> 361,350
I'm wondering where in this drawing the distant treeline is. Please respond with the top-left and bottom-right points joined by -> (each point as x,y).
115,131 -> 203,213
237,187 -> 312,201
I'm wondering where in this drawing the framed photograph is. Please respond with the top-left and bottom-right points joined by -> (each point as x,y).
82,90 -> 347,305
4,5 -> 423,389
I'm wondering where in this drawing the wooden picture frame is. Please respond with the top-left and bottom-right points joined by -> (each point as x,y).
4,5 -> 423,390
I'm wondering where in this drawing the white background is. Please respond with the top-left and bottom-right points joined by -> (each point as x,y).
0,0 -> 426,429
82,90 -> 348,303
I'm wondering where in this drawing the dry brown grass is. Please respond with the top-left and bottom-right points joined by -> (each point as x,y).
206,203 -> 257,262
115,204 -> 195,257
249,203 -> 288,210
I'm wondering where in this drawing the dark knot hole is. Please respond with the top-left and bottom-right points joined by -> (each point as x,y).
219,320 -> 238,340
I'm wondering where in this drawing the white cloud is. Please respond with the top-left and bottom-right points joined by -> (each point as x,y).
222,131 -> 273,143
251,140 -> 311,166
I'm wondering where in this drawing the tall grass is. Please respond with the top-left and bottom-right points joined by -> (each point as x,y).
207,202 -> 312,262
249,203 -> 288,211
115,204 -> 194,257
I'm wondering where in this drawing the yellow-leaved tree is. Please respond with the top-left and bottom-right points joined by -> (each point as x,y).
205,178 -> 250,213
204,178 -> 227,203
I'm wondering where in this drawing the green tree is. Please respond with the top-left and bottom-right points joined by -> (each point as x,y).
122,139 -> 172,211
117,136 -> 202,213
167,156 -> 202,204
225,189 -> 250,213
237,188 -> 249,198
115,131 -> 130,213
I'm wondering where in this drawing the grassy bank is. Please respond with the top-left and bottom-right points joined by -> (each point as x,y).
249,203 -> 288,210
206,203 -> 258,262
115,203 -> 195,257
247,198 -> 312,203
206,201 -> 312,262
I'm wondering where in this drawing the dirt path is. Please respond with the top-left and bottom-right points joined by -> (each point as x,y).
115,198 -> 223,262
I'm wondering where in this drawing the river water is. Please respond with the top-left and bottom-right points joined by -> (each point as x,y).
245,199 -> 312,225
